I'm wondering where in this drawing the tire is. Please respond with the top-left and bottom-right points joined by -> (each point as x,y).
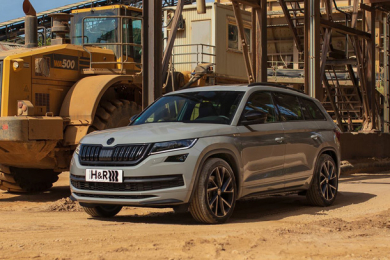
189,158 -> 237,224
306,154 -> 338,207
0,167 -> 59,193
83,205 -> 123,218
89,99 -> 141,132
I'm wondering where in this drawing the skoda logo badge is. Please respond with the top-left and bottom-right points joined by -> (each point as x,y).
107,138 -> 115,145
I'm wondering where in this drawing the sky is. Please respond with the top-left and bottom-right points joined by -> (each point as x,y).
0,0 -> 215,23
0,0 -> 83,23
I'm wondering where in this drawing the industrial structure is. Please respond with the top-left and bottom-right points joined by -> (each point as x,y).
0,0 -> 389,193
1,1 -> 389,133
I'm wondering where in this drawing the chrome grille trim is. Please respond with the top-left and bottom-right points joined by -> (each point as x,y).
79,144 -> 151,166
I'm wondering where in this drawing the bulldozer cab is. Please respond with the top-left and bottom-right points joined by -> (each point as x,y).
70,5 -> 142,73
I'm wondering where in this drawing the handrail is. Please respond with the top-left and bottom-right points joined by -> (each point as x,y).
171,43 -> 216,71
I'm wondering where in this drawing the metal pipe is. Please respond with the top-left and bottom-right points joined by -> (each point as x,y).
384,14 -> 389,133
23,0 -> 38,48
197,0 -> 206,14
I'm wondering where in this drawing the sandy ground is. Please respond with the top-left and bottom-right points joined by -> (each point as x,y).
0,172 -> 390,260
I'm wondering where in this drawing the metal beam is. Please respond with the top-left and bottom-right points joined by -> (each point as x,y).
232,0 -> 260,8
384,14 -> 389,133
254,0 -> 267,82
232,1 -> 255,83
307,0 -> 321,99
279,0 -> 303,53
161,0 -> 184,80
320,19 -> 372,39
142,0 -> 162,109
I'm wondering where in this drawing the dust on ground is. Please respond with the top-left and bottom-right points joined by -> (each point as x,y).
0,172 -> 389,259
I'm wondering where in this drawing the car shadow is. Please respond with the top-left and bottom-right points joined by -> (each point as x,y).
0,185 -> 71,203
92,190 -> 376,226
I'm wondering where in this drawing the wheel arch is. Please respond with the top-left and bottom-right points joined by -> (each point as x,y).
316,147 -> 340,177
60,75 -> 138,146
189,148 -> 243,202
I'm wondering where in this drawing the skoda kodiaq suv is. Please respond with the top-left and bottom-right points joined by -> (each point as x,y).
70,84 -> 341,224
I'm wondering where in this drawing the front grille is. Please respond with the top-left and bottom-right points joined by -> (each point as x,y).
74,193 -> 155,200
71,174 -> 184,192
79,144 -> 151,166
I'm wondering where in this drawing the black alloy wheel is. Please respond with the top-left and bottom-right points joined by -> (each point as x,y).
207,165 -> 235,217
189,158 -> 237,224
306,154 -> 338,207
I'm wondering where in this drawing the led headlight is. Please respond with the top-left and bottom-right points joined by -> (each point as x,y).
150,139 -> 197,155
74,144 -> 81,155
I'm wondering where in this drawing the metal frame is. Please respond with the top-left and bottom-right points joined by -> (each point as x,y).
81,15 -> 143,74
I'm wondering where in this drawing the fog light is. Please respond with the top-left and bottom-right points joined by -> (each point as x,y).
165,154 -> 189,163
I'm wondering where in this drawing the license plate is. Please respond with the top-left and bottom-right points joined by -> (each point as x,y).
86,169 -> 123,183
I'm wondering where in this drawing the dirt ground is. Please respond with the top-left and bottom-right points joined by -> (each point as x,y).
0,172 -> 390,260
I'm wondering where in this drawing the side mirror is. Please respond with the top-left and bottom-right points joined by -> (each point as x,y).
129,114 -> 138,124
241,110 -> 267,125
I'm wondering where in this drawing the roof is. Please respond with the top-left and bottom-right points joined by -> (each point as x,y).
166,84 -> 311,99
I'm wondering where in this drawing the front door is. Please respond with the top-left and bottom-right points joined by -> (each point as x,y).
238,91 -> 286,196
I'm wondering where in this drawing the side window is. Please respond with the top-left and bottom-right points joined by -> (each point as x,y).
228,24 -> 239,50
300,98 -> 326,120
243,92 -> 278,123
273,92 -> 304,121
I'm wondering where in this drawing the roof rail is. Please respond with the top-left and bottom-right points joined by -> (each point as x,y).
248,82 -> 304,93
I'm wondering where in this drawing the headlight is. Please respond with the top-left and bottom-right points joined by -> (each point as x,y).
150,139 -> 197,155
74,144 -> 81,155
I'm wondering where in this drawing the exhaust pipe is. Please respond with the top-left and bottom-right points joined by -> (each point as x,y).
23,0 -> 38,48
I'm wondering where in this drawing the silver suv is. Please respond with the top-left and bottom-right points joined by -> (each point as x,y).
70,84 -> 340,224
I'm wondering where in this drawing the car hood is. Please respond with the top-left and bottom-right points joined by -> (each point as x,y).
81,123 -> 238,145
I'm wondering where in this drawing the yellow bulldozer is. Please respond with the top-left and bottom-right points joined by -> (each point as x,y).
0,1 -> 145,192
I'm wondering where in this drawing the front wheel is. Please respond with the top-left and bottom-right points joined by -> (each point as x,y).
189,158 -> 237,224
306,154 -> 338,206
83,205 -> 123,218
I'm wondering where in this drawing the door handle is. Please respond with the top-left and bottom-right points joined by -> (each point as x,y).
275,137 -> 284,143
311,134 -> 319,140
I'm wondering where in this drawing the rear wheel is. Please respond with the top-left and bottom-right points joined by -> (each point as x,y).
189,158 -> 237,224
83,205 -> 123,218
306,154 -> 338,206
0,166 -> 59,193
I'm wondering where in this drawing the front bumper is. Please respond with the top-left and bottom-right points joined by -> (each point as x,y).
70,143 -> 202,207
0,116 -> 63,168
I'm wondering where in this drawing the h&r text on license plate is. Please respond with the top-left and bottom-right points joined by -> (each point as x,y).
86,169 -> 123,183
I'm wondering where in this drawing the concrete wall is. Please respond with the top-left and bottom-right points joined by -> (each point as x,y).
340,133 -> 390,160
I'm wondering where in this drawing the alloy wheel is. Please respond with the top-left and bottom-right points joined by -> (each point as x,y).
207,166 -> 235,217
319,160 -> 337,201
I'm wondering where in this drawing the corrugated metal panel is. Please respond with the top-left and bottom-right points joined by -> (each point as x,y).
171,4 -> 214,72
214,5 -> 251,80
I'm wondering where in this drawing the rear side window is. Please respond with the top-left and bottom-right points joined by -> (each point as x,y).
243,92 -> 278,123
273,92 -> 303,121
300,98 -> 326,120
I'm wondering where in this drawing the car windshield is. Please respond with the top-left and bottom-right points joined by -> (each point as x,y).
133,91 -> 244,125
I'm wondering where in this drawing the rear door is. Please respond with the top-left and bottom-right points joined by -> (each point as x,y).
237,91 -> 286,195
273,92 -> 323,188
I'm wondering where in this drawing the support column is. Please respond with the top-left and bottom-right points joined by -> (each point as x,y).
384,14 -> 389,133
307,0 -> 322,99
254,0 -> 267,82
142,0 -> 163,109
366,8 -> 376,129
